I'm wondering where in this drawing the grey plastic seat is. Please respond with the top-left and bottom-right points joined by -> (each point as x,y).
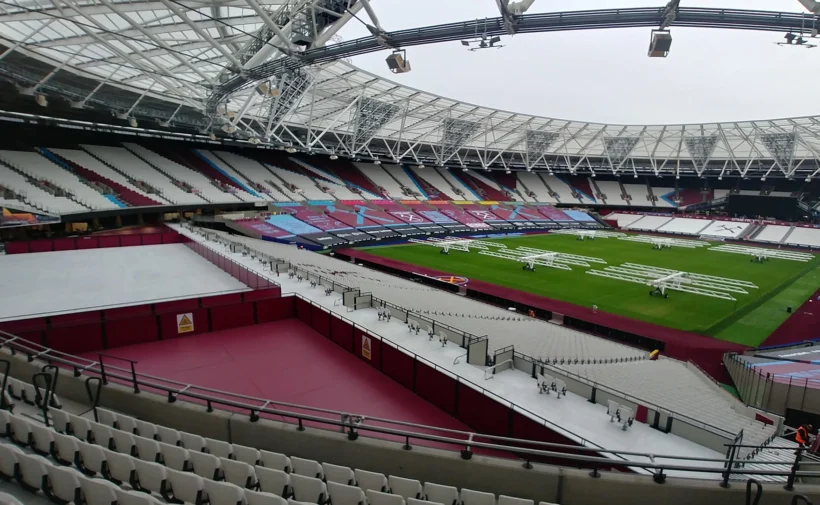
291,456 -> 322,479
256,466 -> 291,497
354,469 -> 388,493
424,483 -> 459,505
233,444 -> 261,466
246,489 -> 289,505
204,479 -> 245,505
260,450 -> 291,473
162,468 -> 206,505
327,481 -> 366,505
321,462 -> 354,485
189,449 -> 221,480
45,464 -> 83,504
388,476 -> 422,500
289,474 -> 327,504
460,489 -> 495,505
220,456 -> 257,489
367,490 -> 406,505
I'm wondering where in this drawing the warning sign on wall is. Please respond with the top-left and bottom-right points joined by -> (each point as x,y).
176,313 -> 194,334
362,336 -> 371,360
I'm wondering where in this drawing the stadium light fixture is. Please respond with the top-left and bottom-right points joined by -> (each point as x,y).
386,50 -> 411,74
286,146 -> 297,154
35,94 -> 47,107
330,153 -> 339,160
128,117 -> 138,128
506,170 -> 512,174
418,164 -> 425,169
374,159 -> 382,165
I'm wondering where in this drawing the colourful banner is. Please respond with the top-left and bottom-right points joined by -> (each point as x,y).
1,207 -> 60,229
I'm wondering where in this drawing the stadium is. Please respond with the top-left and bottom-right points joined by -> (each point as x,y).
1,0 -> 820,504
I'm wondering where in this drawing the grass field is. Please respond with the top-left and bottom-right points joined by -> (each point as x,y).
359,234 -> 820,347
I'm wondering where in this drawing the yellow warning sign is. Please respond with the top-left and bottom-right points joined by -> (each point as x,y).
176,313 -> 194,334
362,336 -> 372,360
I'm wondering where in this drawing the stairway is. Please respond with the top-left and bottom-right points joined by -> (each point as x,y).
781,226 -> 796,244
588,177 -> 605,203
645,179 -> 656,207
617,179 -> 630,205
536,173 -> 559,202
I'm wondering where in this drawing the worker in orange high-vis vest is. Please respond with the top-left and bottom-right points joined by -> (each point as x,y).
797,424 -> 812,447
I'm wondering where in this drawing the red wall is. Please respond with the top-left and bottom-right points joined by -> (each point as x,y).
297,298 -> 586,454
0,288 -> 287,355
5,230 -> 180,254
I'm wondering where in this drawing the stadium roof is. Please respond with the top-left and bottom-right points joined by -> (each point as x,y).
0,0 -> 818,177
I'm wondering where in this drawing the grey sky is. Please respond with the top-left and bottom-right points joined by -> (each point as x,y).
337,1 -> 815,125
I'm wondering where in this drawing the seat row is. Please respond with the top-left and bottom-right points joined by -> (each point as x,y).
0,409 -> 305,505
61,406 -> 554,505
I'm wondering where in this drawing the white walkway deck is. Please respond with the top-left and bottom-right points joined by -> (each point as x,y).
169,224 -> 728,480
0,244 -> 248,321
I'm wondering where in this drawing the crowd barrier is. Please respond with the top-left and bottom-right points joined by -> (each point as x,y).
5,231 -> 182,254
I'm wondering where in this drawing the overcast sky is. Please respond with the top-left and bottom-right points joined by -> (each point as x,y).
336,0 -> 815,125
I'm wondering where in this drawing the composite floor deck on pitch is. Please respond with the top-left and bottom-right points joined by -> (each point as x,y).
0,244 -> 248,321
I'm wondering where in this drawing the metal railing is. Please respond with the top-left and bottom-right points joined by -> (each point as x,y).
1,325 -> 818,485
522,351 -> 738,440
181,223 -> 757,445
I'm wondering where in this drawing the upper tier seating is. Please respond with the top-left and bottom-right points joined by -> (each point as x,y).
210,152 -> 291,201
0,150 -> 117,211
289,160 -> 363,201
51,148 -> 169,205
595,181 -> 628,206
265,164 -> 332,201
515,173 -> 554,203
0,162 -> 86,214
653,187 -> 675,207
123,143 -> 242,204
409,167 -> 461,200
436,169 -> 479,201
354,163 -> 405,199
83,145 -> 206,205
194,151 -> 267,203
541,176 -> 575,203
209,230 -> 645,362
621,184 -> 652,206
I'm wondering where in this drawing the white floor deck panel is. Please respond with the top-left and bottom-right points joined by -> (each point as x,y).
170,224 -> 731,479
0,244 -> 248,321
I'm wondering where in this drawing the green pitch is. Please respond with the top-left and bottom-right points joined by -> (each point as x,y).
359,234 -> 820,347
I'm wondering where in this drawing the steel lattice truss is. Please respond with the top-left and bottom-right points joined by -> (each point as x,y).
1,1 -> 820,177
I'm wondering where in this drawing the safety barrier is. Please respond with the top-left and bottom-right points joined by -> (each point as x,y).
1,322 -> 818,486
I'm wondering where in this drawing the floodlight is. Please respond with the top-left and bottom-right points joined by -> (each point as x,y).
418,164 -> 425,168
35,94 -> 47,107
249,137 -> 261,145
374,159 -> 382,165
128,117 -> 138,128
221,124 -> 237,134
330,154 -> 338,160
286,147 -> 297,154
209,133 -> 217,141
